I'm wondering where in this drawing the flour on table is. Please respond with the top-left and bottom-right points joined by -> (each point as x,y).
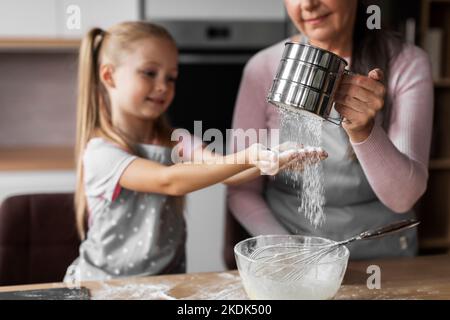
92,272 -> 247,300
93,282 -> 176,300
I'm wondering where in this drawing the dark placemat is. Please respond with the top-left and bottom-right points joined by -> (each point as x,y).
0,287 -> 90,300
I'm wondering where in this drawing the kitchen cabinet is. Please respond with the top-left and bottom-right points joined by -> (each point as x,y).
0,147 -> 76,202
417,0 -> 450,253
58,0 -> 140,38
145,0 -> 285,21
185,185 -> 226,273
0,0 -> 57,37
0,0 -> 140,49
0,171 -> 76,203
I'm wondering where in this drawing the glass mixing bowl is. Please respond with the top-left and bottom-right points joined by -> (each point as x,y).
234,235 -> 349,300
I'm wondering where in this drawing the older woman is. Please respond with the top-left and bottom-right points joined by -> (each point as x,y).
227,0 -> 433,259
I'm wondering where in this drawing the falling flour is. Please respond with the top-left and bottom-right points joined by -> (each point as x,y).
278,109 -> 325,228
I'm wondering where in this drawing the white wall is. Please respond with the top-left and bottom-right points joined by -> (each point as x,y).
0,171 -> 227,273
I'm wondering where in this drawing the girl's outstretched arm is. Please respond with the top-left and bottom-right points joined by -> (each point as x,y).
119,144 -> 273,195
199,143 -> 328,186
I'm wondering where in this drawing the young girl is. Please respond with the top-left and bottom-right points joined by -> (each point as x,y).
64,21 -> 325,283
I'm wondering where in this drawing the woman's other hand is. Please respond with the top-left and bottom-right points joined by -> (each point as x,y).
335,68 -> 386,143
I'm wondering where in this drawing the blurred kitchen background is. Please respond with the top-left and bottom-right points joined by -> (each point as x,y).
0,0 -> 449,279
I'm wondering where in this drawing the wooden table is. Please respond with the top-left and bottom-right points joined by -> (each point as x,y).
0,254 -> 449,300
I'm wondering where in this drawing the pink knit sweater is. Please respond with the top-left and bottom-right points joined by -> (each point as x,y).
227,40 -> 434,236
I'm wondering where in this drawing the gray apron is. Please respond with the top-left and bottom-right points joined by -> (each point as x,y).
65,143 -> 186,282
266,36 -> 417,259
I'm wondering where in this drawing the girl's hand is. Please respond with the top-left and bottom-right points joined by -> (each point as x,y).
246,143 -> 279,175
335,69 -> 386,143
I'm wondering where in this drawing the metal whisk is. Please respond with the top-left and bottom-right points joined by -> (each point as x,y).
250,219 -> 420,282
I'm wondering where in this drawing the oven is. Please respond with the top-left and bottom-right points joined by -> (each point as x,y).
150,20 -> 287,136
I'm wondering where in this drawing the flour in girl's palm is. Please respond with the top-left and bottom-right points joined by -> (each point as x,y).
278,109 -> 325,227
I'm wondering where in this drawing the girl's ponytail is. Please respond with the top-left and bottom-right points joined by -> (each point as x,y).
75,28 -> 104,239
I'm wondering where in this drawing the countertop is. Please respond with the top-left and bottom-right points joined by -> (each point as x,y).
0,147 -> 74,171
0,254 -> 449,299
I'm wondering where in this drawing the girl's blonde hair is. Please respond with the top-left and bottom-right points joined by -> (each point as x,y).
75,21 -> 175,239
